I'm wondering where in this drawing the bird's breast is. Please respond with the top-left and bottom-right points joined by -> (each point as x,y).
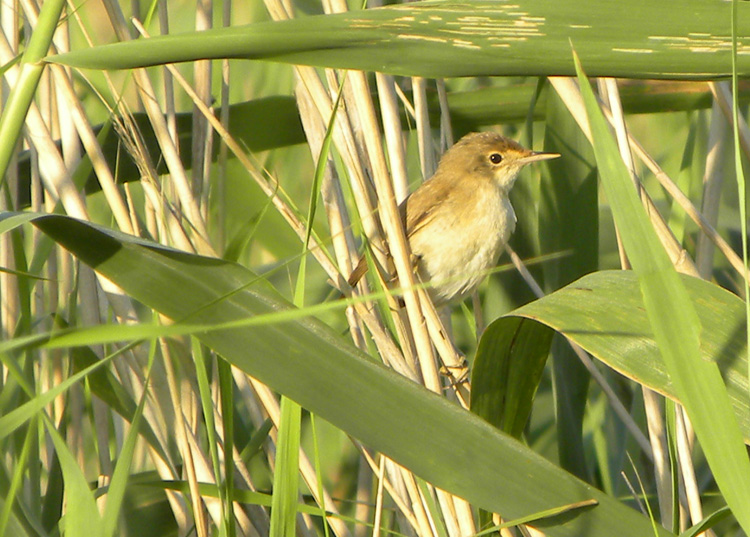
409,183 -> 515,304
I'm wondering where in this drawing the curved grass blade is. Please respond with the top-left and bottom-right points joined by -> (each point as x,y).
49,0 -> 750,80
574,49 -> 750,532
20,211 -> 672,537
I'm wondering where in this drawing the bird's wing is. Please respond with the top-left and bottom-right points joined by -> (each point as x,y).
349,177 -> 448,286
405,178 -> 449,240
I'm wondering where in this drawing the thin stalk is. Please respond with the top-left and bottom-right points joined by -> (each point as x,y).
248,378 -> 351,537
371,456 -> 386,537
100,0 -> 214,255
599,78 -> 672,527
357,448 -> 420,534
160,338 -> 208,536
0,0 -> 66,182
192,0 -> 213,218
48,63 -> 134,233
731,0 -> 750,407
217,0 -> 231,249
696,97 -> 728,279
675,408 -> 714,537
413,76 -> 435,179
295,85 -> 369,350
549,77 -> 700,276
376,74 -> 410,204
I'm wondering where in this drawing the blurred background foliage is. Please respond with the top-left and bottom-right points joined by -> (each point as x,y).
2,0 -> 750,536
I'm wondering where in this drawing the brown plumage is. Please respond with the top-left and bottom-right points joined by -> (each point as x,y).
348,132 -> 559,306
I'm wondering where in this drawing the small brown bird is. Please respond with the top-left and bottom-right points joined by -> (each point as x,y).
349,132 -> 559,306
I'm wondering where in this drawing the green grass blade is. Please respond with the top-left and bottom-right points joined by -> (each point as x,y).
193,338 -> 231,535
0,415 -> 36,536
270,397 -> 302,537
678,507 -> 731,537
0,349 -> 116,441
102,349 -> 155,537
731,0 -> 750,402
218,358 -> 237,537
576,50 -> 750,531
44,415 -> 102,537
27,212 -> 674,537
471,317 -> 553,438
502,270 -> 750,442
0,0 -> 66,182
49,0 -> 750,80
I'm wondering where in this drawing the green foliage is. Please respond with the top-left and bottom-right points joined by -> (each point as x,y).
1,1 -> 749,536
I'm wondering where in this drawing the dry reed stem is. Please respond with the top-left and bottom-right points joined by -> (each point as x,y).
130,21 -> 408,380
346,71 -> 474,537
350,71 -> 443,388
506,245 -> 653,457
376,73 -> 410,204
357,447 -> 421,533
675,408 -> 715,536
0,33 -> 87,218
396,462 -> 441,537
182,423 -> 257,537
127,24 -> 352,537
108,343 -> 198,533
413,77 -> 436,179
51,64 -> 135,232
248,378 -> 351,537
598,79 -> 674,526
376,73 -> 469,390
642,389 -> 678,526
372,455 -> 387,537
101,0 -> 214,255
295,63 -> 389,263
295,84 -> 369,349
549,77 -> 700,277
293,69 -> 418,370
131,22 -> 338,275
696,98 -> 728,279
160,339 -> 209,537
19,0 -> 134,232
598,79 -> 638,186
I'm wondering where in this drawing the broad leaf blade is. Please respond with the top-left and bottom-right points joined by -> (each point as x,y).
20,212 -> 670,537
49,0 -> 750,80
574,50 -> 750,532
471,317 -> 553,439
506,270 -> 750,443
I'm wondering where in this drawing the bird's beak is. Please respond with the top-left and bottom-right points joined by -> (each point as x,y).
518,151 -> 561,165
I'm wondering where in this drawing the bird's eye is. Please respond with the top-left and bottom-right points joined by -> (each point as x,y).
489,153 -> 503,164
